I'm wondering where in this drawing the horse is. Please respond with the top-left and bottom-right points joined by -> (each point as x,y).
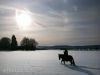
58,54 -> 76,66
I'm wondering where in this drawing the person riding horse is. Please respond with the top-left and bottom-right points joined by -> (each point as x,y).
58,48 -> 76,66
64,49 -> 68,57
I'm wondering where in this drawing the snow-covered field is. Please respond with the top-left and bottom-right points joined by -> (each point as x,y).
0,50 -> 100,75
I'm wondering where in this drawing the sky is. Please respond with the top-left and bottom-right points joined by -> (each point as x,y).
0,0 -> 100,46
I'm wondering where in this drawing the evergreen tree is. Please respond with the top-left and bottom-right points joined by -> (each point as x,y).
11,35 -> 18,50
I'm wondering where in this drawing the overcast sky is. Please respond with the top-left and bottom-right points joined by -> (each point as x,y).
0,0 -> 100,46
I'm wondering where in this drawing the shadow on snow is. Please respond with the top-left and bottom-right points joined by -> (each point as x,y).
63,64 -> 99,75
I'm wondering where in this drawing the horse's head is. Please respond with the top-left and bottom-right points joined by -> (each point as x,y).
58,54 -> 61,60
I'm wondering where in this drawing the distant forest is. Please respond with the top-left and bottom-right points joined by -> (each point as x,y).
37,45 -> 100,50
0,35 -> 38,51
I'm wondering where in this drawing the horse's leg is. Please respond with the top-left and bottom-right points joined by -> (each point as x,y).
72,59 -> 76,66
61,59 -> 63,63
69,58 -> 74,66
63,61 -> 65,64
70,60 -> 73,65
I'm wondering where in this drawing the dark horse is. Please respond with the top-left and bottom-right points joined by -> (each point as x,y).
58,54 -> 76,66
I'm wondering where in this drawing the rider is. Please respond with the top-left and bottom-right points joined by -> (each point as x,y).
64,49 -> 68,57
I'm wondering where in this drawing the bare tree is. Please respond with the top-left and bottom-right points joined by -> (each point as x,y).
20,37 -> 38,50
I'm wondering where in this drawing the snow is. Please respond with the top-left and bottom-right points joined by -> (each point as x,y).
0,50 -> 100,75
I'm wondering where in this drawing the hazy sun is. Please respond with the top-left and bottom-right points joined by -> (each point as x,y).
16,10 -> 32,30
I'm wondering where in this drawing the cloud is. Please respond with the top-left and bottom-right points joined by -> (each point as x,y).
0,0 -> 100,45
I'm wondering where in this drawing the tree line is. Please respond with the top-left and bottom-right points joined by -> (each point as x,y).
0,35 -> 38,51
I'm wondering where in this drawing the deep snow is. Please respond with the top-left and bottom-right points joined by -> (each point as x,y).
0,50 -> 100,75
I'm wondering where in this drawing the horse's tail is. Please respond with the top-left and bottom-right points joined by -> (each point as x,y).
58,54 -> 60,60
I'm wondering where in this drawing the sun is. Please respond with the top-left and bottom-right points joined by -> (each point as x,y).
16,10 -> 32,30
